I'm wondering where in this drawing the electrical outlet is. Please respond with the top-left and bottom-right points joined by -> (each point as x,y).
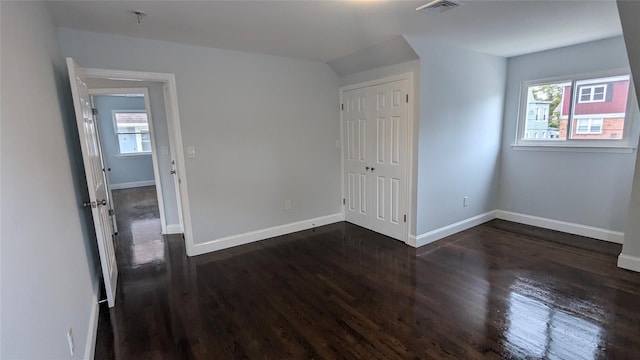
463,196 -> 469,207
284,200 -> 292,210
67,328 -> 75,356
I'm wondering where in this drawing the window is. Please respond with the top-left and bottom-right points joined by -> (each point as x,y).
517,72 -> 632,147
578,85 -> 607,103
575,118 -> 603,134
113,111 -> 151,155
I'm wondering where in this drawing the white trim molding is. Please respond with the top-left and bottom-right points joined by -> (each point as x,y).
110,180 -> 156,190
83,282 -> 100,360
192,213 -> 343,256
165,224 -> 182,234
618,254 -> 640,272
412,211 -> 497,248
407,234 -> 417,247
495,210 -> 624,244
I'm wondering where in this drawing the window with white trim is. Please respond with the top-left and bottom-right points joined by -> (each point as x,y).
516,72 -> 633,146
578,85 -> 607,103
113,111 -> 151,155
575,118 -> 603,134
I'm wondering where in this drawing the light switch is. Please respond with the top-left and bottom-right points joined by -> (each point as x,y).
187,146 -> 196,158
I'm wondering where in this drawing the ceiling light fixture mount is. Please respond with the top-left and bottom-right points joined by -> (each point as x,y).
131,10 -> 146,24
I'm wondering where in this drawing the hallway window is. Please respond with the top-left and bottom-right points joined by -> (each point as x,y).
113,111 -> 151,155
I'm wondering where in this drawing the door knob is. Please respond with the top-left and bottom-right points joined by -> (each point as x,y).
170,170 -> 176,175
371,167 -> 375,172
366,167 -> 370,171
97,199 -> 107,206
83,201 -> 95,208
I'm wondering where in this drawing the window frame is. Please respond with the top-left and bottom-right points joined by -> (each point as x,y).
514,68 -> 638,151
112,109 -> 152,157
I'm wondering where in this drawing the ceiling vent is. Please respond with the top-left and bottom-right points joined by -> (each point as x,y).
416,0 -> 461,14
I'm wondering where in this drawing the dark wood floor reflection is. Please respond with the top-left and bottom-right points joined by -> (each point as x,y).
95,191 -> 640,359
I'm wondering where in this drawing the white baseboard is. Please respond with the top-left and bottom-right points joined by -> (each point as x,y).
110,180 -> 155,190
618,254 -> 640,272
495,210 -> 624,244
83,282 -> 100,360
191,213 -> 343,256
165,224 -> 182,234
407,234 -> 417,247
413,210 -> 497,248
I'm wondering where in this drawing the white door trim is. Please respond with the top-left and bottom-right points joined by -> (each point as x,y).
83,67 -> 195,255
339,72 -> 415,243
88,87 -> 169,234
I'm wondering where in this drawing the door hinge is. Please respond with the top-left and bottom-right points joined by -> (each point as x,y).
92,108 -> 98,116
406,94 -> 409,103
341,103 -> 344,111
108,209 -> 115,216
404,214 -> 407,223
342,198 -> 346,205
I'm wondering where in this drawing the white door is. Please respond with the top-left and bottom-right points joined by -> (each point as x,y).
67,58 -> 119,307
90,95 -> 118,238
343,87 -> 370,229
343,79 -> 409,241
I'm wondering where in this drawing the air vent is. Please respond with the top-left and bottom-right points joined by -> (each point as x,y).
416,0 -> 461,14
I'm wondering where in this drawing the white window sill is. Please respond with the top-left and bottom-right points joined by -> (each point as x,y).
510,144 -> 636,153
116,153 -> 152,158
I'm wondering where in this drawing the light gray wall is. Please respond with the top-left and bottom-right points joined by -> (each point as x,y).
340,60 -> 421,236
499,36 -> 638,232
618,0 -> 640,259
405,37 -> 506,235
93,95 -> 154,185
328,36 -> 419,77
88,79 -> 181,227
1,2 -> 98,358
58,28 -> 342,245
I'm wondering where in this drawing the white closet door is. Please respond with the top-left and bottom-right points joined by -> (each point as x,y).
368,80 -> 409,240
343,87 -> 371,229
343,79 -> 409,242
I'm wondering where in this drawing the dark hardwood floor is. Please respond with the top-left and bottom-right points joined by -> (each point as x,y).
95,189 -> 640,359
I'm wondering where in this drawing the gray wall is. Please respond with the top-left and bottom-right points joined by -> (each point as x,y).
618,0 -> 640,260
93,95 -> 155,186
405,37 -> 506,235
1,2 -> 98,358
88,79 -> 181,228
58,28 -> 342,245
340,60 -> 421,237
499,36 -> 638,232
328,36 -> 419,77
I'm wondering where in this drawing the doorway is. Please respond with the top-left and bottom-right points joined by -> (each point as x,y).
68,59 -> 192,310
88,87 -> 180,236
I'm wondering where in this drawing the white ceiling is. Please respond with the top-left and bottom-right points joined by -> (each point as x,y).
46,0 -> 623,62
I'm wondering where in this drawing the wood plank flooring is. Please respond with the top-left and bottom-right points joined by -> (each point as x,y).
95,188 -> 640,359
